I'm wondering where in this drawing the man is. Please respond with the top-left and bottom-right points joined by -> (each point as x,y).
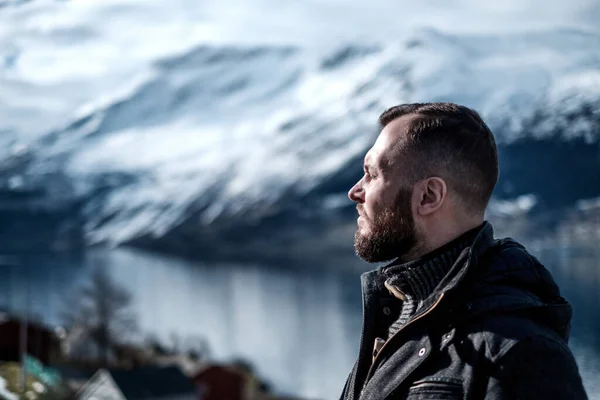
341,103 -> 587,400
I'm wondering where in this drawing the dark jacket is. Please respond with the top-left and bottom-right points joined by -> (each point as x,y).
340,222 -> 587,400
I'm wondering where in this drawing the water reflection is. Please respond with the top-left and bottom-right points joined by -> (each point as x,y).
537,242 -> 600,399
0,239 -> 598,399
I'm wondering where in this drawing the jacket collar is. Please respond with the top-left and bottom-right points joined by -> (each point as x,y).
360,221 -> 494,297
432,221 -> 496,296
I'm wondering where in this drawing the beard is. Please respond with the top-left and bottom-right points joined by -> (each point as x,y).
354,186 -> 419,263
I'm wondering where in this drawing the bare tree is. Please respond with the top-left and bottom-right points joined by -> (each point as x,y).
62,268 -> 137,366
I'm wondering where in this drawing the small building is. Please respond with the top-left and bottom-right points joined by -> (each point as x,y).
0,313 -> 62,365
77,366 -> 197,400
53,365 -> 95,395
193,364 -> 255,400
77,369 -> 125,400
192,364 -> 317,400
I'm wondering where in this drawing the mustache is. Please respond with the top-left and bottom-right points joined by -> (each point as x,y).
356,205 -> 368,219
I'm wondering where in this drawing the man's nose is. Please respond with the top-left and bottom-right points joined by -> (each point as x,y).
348,182 -> 364,203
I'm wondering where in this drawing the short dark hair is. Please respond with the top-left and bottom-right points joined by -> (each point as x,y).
378,102 -> 498,212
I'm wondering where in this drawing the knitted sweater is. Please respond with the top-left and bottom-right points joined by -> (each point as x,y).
380,226 -> 480,340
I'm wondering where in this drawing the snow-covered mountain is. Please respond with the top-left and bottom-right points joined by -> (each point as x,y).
1,0 -> 600,259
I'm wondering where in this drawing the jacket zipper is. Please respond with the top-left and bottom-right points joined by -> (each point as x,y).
363,292 -> 446,383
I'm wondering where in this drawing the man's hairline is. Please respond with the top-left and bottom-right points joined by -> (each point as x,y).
378,105 -> 495,215
376,112 -> 430,183
378,112 -> 484,214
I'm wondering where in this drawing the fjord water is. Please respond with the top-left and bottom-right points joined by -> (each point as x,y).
1,234 -> 599,400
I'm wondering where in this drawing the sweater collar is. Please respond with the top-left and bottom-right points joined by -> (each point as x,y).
379,223 -> 483,301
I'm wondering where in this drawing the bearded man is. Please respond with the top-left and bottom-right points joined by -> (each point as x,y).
341,103 -> 587,400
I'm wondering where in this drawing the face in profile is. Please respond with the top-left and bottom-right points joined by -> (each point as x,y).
348,117 -> 421,263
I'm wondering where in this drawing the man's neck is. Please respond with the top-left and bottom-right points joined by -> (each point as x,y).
400,220 -> 483,264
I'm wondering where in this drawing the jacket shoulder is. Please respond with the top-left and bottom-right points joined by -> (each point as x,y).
492,334 -> 587,399
485,238 -> 541,273
469,313 -> 568,363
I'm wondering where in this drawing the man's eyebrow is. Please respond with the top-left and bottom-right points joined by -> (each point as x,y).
364,157 -> 385,173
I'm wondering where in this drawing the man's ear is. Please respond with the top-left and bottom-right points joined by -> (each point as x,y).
414,177 -> 447,216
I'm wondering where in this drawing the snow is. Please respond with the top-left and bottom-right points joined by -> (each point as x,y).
2,3 -> 600,399
0,377 -> 17,400
1,1 -> 600,244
